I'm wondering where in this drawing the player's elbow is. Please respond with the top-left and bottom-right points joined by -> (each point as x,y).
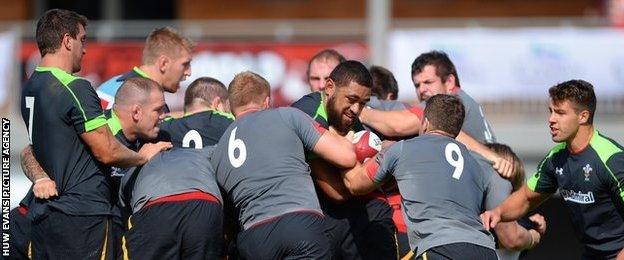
93,150 -> 115,165
333,150 -> 356,169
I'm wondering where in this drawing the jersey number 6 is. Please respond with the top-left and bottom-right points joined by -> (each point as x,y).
228,127 -> 247,168
445,142 -> 464,180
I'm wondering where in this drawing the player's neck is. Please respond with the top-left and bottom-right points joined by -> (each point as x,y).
183,105 -> 212,116
39,54 -> 73,74
113,108 -> 138,142
138,65 -> 163,85
427,130 -> 455,138
234,105 -> 262,118
567,125 -> 594,154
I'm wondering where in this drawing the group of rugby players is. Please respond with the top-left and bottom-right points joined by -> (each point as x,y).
10,8 -> 624,260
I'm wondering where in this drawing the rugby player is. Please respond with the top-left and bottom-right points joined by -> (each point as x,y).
211,71 -> 356,259
20,10 -> 168,258
307,49 -> 346,93
292,60 -> 398,259
481,80 -> 624,259
97,27 -> 194,113
343,94 -> 498,260
156,77 -> 233,148
359,51 -> 514,178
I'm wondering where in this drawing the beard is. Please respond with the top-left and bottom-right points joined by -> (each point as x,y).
326,95 -> 349,135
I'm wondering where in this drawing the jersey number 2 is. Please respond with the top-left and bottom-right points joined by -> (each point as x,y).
25,96 -> 35,141
445,143 -> 464,180
228,127 -> 247,168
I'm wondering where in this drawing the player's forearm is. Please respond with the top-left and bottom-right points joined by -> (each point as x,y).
360,109 -> 418,137
104,144 -> 146,168
20,145 -> 51,182
457,131 -> 493,160
497,190 -> 532,222
495,222 -> 535,251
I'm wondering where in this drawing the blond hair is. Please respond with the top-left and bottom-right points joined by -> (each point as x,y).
142,27 -> 195,64
228,71 -> 270,111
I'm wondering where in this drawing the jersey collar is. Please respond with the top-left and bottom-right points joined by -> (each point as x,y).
133,66 -> 151,79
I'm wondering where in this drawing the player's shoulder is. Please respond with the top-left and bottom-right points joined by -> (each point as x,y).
589,131 -> 624,163
291,92 -> 322,111
35,67 -> 91,88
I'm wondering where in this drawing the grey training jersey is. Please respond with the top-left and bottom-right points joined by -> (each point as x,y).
472,152 -> 519,260
210,107 -> 326,230
367,96 -> 406,111
120,147 -> 222,213
421,89 -> 495,143
369,134 -> 495,256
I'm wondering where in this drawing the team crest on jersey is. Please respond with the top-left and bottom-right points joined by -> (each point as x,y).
582,164 -> 592,181
556,167 -> 563,176
561,189 -> 595,204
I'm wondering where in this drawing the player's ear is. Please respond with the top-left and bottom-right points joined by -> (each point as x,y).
62,33 -> 72,51
420,117 -> 429,135
578,109 -> 590,125
211,96 -> 221,111
131,104 -> 142,121
325,78 -> 335,97
444,74 -> 456,93
262,96 -> 270,109
157,55 -> 169,73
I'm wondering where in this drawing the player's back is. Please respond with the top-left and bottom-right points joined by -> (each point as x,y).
392,134 -> 494,254
210,107 -> 323,230
21,67 -> 111,218
120,147 -> 222,213
157,110 -> 234,148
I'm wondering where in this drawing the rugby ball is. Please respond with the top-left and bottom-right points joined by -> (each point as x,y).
352,130 -> 382,163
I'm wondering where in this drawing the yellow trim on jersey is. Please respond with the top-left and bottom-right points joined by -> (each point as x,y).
401,251 -> 414,260
100,220 -> 109,260
422,252 -> 428,260
27,241 -> 32,259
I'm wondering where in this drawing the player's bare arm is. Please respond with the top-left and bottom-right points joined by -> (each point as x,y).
342,159 -> 380,195
481,184 -> 550,231
494,214 -> 545,251
457,131 -> 514,178
309,158 -> 352,203
359,108 -> 420,137
81,124 -> 172,168
312,130 -> 356,169
20,145 -> 58,199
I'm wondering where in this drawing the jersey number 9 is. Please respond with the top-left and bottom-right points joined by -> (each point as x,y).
445,142 -> 464,180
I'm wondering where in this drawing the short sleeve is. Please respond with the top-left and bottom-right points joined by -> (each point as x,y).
367,141 -> 402,184
606,152 -> 624,205
279,108 -> 327,151
408,106 -> 424,120
65,79 -> 106,134
527,155 -> 558,194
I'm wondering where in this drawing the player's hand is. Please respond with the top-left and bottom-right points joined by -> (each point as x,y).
480,208 -> 501,231
138,141 -> 173,163
33,178 -> 58,199
491,155 -> 514,179
528,213 -> 546,235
